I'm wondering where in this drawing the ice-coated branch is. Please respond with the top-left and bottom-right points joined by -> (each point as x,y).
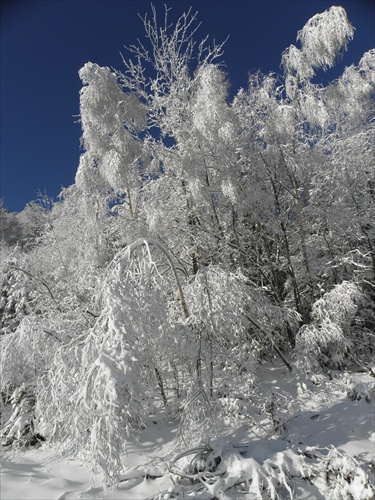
10,266 -> 56,303
245,313 -> 292,372
115,237 -> 190,319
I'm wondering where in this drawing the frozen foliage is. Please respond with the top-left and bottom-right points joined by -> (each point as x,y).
294,282 -> 365,373
323,447 -> 374,500
297,6 -> 354,71
153,439 -> 312,499
1,4 -> 374,497
312,281 -> 362,330
1,384 -> 44,448
0,252 -> 40,335
339,371 -> 375,402
282,6 -> 354,96
1,317 -> 56,393
77,61 -> 145,198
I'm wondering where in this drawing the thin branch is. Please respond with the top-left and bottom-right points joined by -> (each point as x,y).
10,266 -> 56,302
42,328 -> 64,344
245,313 -> 293,372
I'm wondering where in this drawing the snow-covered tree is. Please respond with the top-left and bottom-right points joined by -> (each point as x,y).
1,5 -> 374,493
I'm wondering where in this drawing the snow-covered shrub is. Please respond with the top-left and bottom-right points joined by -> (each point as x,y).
1,384 -> 44,447
182,265 -> 295,383
217,377 -> 257,426
312,281 -> 362,332
353,283 -> 375,364
294,281 -> 363,373
322,446 -> 374,499
263,390 -> 288,434
0,258 -> 36,335
295,319 -> 348,373
0,316 -> 56,396
177,266 -> 285,443
182,266 -> 257,382
154,438 -> 312,499
340,373 -> 374,402
178,382 -> 224,449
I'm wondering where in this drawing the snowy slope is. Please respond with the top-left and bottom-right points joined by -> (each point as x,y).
1,365 -> 374,499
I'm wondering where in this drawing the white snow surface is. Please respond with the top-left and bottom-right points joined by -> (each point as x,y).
1,364 -> 374,499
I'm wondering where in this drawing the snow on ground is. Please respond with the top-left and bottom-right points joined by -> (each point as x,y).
0,419 -> 177,500
1,365 -> 374,499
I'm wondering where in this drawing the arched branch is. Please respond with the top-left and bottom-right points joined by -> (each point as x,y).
10,266 -> 56,302
116,237 -> 190,319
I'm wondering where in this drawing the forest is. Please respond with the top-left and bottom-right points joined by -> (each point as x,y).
1,5 -> 374,499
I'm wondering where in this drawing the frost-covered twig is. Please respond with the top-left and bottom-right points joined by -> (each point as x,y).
245,313 -> 293,372
113,237 -> 190,319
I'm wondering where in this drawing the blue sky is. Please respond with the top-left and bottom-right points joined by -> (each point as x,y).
1,0 -> 374,213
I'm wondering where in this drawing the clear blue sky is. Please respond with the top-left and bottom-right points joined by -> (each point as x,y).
1,0 -> 374,213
